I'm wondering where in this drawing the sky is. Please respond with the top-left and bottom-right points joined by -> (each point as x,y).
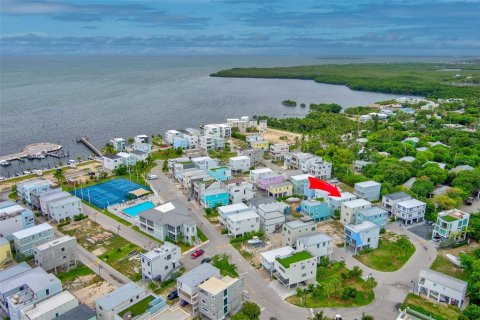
1,0 -> 479,55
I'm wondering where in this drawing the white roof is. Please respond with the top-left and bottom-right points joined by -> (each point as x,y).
397,199 -> 426,208
116,152 -> 132,158
227,210 -> 259,222
329,192 -> 357,201
260,246 -> 295,263
342,199 -> 371,208
347,220 -> 379,232
12,223 -> 52,239
24,291 -> 77,319
290,174 -> 313,181
0,204 -> 26,215
154,202 -> 176,213
250,168 -> 273,174
419,269 -> 467,293
229,156 -> 250,161
218,203 -> 249,213
35,236 -> 75,251
355,180 -> 381,188
297,233 -> 332,246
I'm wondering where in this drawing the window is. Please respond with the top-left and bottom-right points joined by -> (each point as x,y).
165,265 -> 169,270
61,247 -> 65,252
302,273 -> 306,277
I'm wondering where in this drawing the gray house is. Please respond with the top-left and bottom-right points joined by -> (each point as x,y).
382,191 -> 412,211
198,276 -> 244,320
354,181 -> 382,201
34,236 -> 78,273
96,283 -> 147,320
12,223 -> 55,257
141,242 -> 181,281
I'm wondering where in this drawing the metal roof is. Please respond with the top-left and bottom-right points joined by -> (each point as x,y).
96,283 -> 145,309
297,233 -> 332,246
12,223 -> 53,239
383,192 -> 411,201
419,269 -> 467,293
177,264 -> 220,288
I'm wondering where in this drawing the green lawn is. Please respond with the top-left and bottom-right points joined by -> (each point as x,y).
430,255 -> 467,281
287,261 -> 375,308
276,251 -> 313,268
401,293 -> 461,320
354,233 -> 415,271
131,225 -> 162,243
118,295 -> 155,318
56,264 -> 94,284
212,254 -> 239,277
197,227 -> 208,242
82,200 -> 132,226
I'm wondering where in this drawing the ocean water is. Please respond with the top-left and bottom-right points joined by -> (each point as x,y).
0,55 -> 454,176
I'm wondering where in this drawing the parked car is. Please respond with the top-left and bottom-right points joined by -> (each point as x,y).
432,236 -> 442,242
191,249 -> 205,259
201,257 -> 212,264
167,290 -> 178,300
465,197 -> 474,206
147,174 -> 158,180
425,220 -> 433,226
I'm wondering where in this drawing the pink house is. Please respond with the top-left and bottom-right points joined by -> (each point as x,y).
257,172 -> 285,190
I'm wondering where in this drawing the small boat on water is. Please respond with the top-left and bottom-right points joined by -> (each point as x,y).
0,160 -> 10,166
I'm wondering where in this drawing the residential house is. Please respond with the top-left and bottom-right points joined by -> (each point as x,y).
301,200 -> 332,222
200,135 -> 224,151
177,264 -> 221,316
217,124 -> 232,139
353,160 -> 371,173
284,152 -> 314,170
208,166 -> 232,182
393,199 -> 426,225
225,210 -> 260,237
246,134 -> 264,145
250,140 -> 269,151
355,207 -> 388,229
260,246 -> 295,271
198,276 -> 244,320
222,179 -> 255,204
308,157 -> 332,180
0,201 -> 34,240
296,233 -> 333,263
433,209 -> 470,241
34,236 -> 77,273
39,190 -> 71,216
0,237 -> 12,265
116,152 -> 135,166
239,149 -> 263,167
200,188 -> 229,209
165,130 -> 182,145
102,154 -> 123,171
326,192 -> 357,211
249,167 -> 273,185
96,283 -> 147,320
282,220 -> 317,247
267,181 -> 293,199
269,143 -> 289,161
344,221 -> 380,254
16,179 -> 53,205
255,201 -> 288,234
417,269 -> 467,308
290,174 -> 313,195
20,291 -> 79,320
256,172 -> 285,191
139,202 -> 197,245
30,187 -> 63,210
46,196 -> 83,222
382,192 -> 412,211
229,156 -> 251,174
217,203 -> 250,225
130,150 -> 148,163
141,242 -> 181,281
0,264 -> 62,320
354,181 -> 381,201
192,157 -> 219,171
340,199 -> 372,225
110,138 -> 126,152
449,165 -> 474,174
12,223 -> 54,257
132,135 -> 152,153
399,156 -> 415,163
273,251 -> 317,287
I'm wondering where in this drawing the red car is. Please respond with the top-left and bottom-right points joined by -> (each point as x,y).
191,249 -> 205,259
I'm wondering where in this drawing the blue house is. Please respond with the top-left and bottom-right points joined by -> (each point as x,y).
301,200 -> 332,222
208,167 -> 231,182
173,136 -> 188,149
16,179 -> 53,205
355,206 -> 388,229
200,189 -> 229,209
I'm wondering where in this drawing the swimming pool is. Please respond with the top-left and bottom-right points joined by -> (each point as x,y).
123,201 -> 155,217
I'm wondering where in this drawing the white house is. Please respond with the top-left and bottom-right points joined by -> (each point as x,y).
393,199 -> 426,225
273,251 -> 317,287
249,168 -> 273,184
382,192 -> 412,211
417,269 -> 468,307
39,191 -> 71,217
222,179 -> 255,204
20,291 -> 79,320
229,156 -> 251,174
96,283 -> 147,320
110,138 -> 126,152
282,220 -> 317,247
260,246 -> 295,271
47,196 -> 82,222
296,233 -> 333,263
354,181 -> 382,201
34,236 -> 78,273
269,143 -> 289,161
344,221 -> 380,254
327,192 -> 358,211
102,154 -> 123,171
225,210 -> 260,237
217,203 -> 250,225
340,199 -> 372,225
256,202 -> 287,234
12,223 -> 55,257
141,242 -> 181,282
165,130 -> 182,145
198,275 -> 244,320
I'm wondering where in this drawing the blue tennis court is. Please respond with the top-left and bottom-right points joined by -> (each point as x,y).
72,178 -> 151,209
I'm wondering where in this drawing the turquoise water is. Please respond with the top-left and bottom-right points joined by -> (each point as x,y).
123,201 -> 155,217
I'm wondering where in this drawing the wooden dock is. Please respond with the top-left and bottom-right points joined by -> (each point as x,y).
77,137 -> 103,157
0,143 -> 62,162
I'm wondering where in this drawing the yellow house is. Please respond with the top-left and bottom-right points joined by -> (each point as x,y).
0,237 -> 12,265
268,181 -> 293,199
251,140 -> 269,151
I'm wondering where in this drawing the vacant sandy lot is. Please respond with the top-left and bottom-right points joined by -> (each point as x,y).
73,281 -> 115,308
317,220 -> 344,245
263,128 -> 301,144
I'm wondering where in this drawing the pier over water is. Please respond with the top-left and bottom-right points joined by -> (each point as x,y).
0,143 -> 62,162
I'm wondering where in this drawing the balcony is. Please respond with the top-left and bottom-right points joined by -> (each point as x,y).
273,271 -> 289,286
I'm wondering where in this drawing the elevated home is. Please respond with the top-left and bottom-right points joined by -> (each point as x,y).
433,209 -> 470,241
34,236 -> 77,273
110,138 -> 126,152
96,283 -> 147,320
296,233 -> 333,263
225,210 -> 260,237
139,202 -> 197,245
208,166 -> 231,182
177,264 -> 221,316
284,152 -> 313,170
353,160 -> 371,173
0,264 -> 62,320
222,179 -> 255,204
290,174 -> 313,195
249,167 -> 273,185
30,187 -> 63,210
0,237 -> 12,265
46,196 -> 83,222
267,181 -> 293,199
260,246 -> 295,271
257,172 -> 285,191
20,291 -> 79,320
192,156 -> 219,171
16,179 -> 53,205
246,134 -> 264,145
355,207 -> 388,229
326,192 -> 357,211
199,276 -> 244,320
217,203 -> 250,225
382,192 -> 412,211
273,251 -> 317,287
250,140 -> 269,151
417,269 -> 467,308
255,201 -> 288,234
12,223 -> 54,257
344,221 -> 380,254
200,188 -> 229,209
354,181 -> 381,201
269,143 -> 289,161
200,135 -> 224,151
308,157 -> 332,180
103,154 -> 123,170
165,130 -> 183,145
229,156 -> 251,174
301,200 -> 332,222
393,199 -> 426,225
39,190 -> 71,216
239,149 -> 263,166
282,220 -> 317,247
0,201 -> 34,240
132,134 -> 152,153
141,242 -> 181,282
340,199 -> 372,225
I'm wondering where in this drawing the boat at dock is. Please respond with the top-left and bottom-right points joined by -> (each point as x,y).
0,160 -> 10,166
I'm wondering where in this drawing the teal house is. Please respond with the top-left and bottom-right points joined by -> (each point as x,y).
355,207 -> 388,229
200,189 -> 229,209
301,200 -> 332,222
208,167 -> 232,182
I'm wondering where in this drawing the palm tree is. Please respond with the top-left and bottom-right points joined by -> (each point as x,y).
54,168 -> 65,185
308,311 -> 330,320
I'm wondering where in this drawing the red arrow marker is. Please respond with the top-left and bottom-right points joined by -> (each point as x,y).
308,177 -> 341,197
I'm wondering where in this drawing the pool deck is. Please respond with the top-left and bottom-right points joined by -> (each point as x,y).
107,195 -> 159,222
